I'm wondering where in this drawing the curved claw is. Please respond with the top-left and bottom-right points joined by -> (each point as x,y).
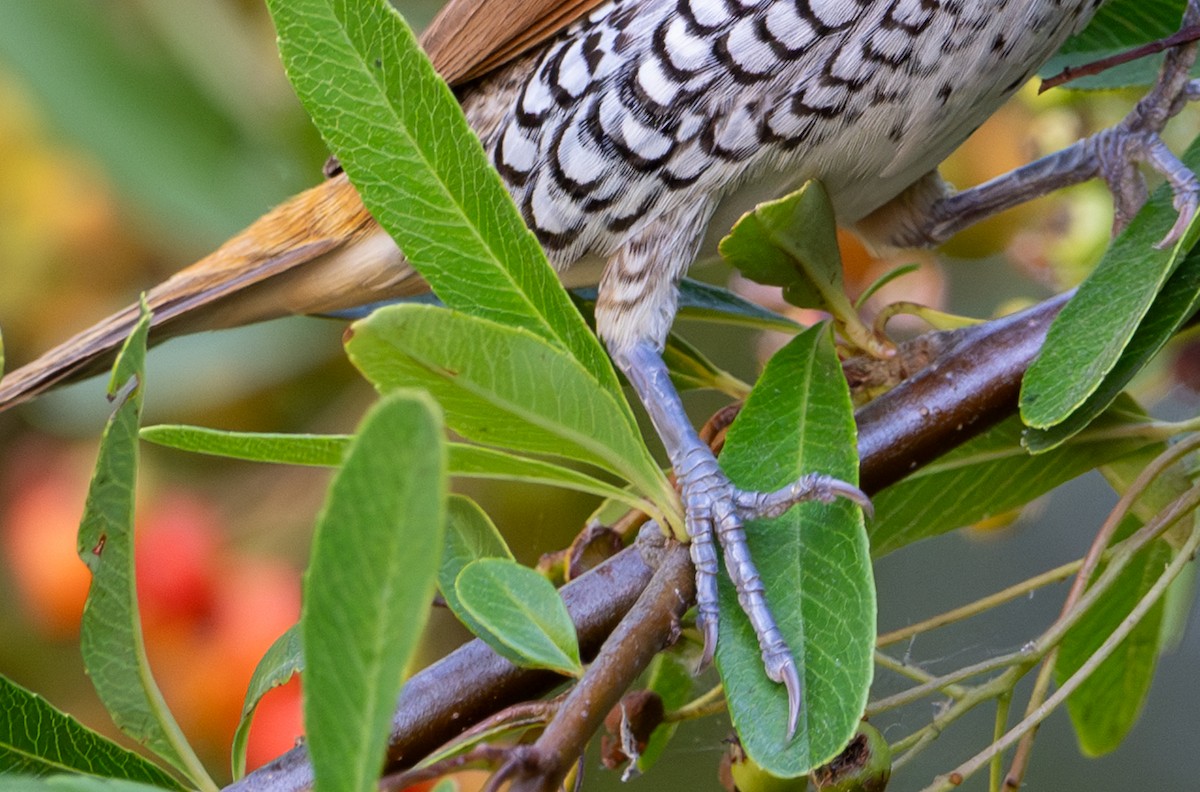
697,611 -> 718,672
826,479 -> 874,520
779,657 -> 802,741
1143,136 -> 1200,248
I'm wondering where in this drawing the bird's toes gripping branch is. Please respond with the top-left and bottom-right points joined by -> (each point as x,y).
1095,0 -> 1200,247
615,339 -> 869,741
677,450 -> 870,740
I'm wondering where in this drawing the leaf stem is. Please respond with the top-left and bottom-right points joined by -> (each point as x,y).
1002,432 -> 1200,788
989,692 -> 1011,792
663,684 -> 726,723
924,497 -> 1200,791
873,651 -> 969,699
876,558 -> 1085,648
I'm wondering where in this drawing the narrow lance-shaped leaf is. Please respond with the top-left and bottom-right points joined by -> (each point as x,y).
0,776 -> 188,792
231,626 -> 303,779
302,392 -> 446,792
1021,136 -> 1200,438
0,676 -> 183,788
1024,243 -> 1200,452
346,303 -> 673,516
870,397 -> 1157,558
75,304 -> 214,791
715,324 -> 874,777
1053,439 -> 1192,756
1056,516 -> 1171,756
140,425 -> 650,510
265,0 -> 620,397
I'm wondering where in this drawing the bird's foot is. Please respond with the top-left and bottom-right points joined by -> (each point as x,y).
1095,1 -> 1200,247
869,2 -> 1200,251
679,447 -> 870,739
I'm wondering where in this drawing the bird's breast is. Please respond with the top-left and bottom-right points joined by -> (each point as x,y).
468,0 -> 1102,266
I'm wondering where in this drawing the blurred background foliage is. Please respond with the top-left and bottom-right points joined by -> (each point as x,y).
0,1 -> 1197,789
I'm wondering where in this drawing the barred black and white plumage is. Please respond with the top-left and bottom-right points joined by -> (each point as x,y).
460,0 -> 1102,351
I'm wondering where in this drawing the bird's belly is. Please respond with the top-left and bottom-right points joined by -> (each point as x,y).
485,0 -> 1102,268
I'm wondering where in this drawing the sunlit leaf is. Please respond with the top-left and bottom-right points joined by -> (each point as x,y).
267,0 -> 616,393
0,676 -> 181,788
455,559 -> 583,677
1021,138 -> 1200,443
716,325 -> 873,777
302,392 -> 446,792
346,303 -> 672,514
231,626 -> 302,779
76,305 -> 211,788
439,496 -> 513,625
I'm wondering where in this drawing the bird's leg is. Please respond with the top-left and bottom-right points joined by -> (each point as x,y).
614,340 -> 870,738
873,0 -> 1200,251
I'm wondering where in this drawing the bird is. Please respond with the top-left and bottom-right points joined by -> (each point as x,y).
2,0 -> 1197,738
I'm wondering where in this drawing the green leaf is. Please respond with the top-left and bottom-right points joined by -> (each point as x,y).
265,0 -> 617,394
231,626 -> 302,779
0,776 -> 182,792
1042,0 -> 1191,90
715,325 -> 874,777
141,425 -> 647,509
720,182 -> 844,308
1053,436 -> 1195,755
649,278 -> 802,333
1023,244 -> 1200,451
0,676 -> 181,788
346,303 -> 672,513
454,559 -> 583,677
448,445 -> 649,508
140,426 -> 349,466
1056,517 -> 1171,756
302,392 -> 446,792
870,400 -> 1157,557
1020,137 -> 1200,437
75,305 -> 212,790
663,333 -> 750,397
637,653 -> 697,772
719,182 -> 883,356
439,497 -> 513,624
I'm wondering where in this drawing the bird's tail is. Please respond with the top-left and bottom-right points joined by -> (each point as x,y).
0,173 -> 419,412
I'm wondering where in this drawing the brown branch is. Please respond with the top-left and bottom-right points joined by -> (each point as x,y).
1040,25 -> 1200,92
507,536 -> 695,792
223,293 -> 1069,792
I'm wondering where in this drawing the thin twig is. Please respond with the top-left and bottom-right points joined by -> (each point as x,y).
873,651 -> 969,699
990,693 -> 1011,792
875,473 -> 1200,772
875,558 -> 1085,648
1004,433 -> 1200,788
925,493 -> 1200,791
507,541 -> 695,792
663,684 -> 726,723
1040,24 -> 1200,91
378,744 -> 510,792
